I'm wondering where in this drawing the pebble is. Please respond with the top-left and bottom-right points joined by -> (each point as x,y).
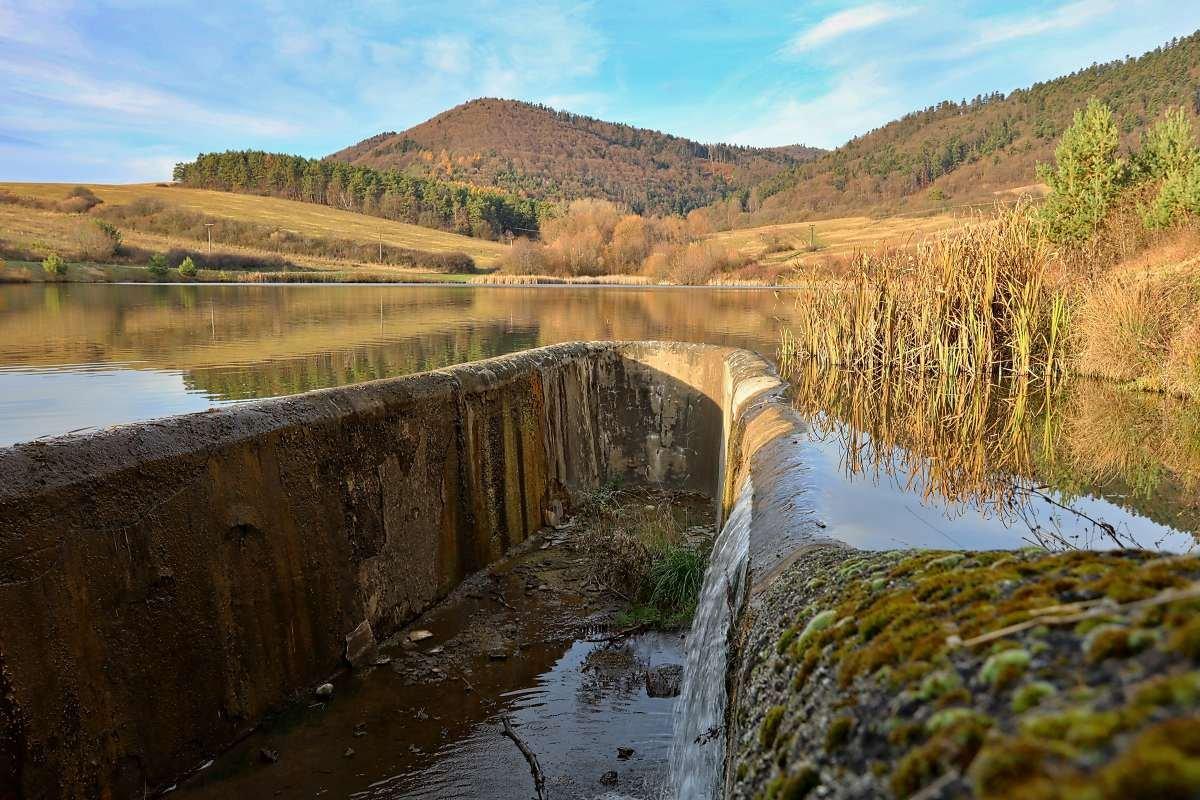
617,747 -> 635,760
408,630 -> 434,642
600,770 -> 619,786
258,748 -> 279,764
315,683 -> 334,699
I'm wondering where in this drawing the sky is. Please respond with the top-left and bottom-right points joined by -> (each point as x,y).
2,0 -> 1199,183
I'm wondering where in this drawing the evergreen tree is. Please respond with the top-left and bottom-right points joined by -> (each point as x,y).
1037,99 -> 1128,243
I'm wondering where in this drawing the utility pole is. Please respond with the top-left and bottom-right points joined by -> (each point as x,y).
810,224 -> 815,249
204,222 -> 214,256
378,231 -> 383,263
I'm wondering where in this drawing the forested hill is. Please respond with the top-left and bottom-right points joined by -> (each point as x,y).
172,151 -> 545,239
329,98 -> 823,215
719,31 -> 1200,226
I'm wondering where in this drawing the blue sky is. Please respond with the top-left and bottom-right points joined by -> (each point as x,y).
2,1 -> 1199,182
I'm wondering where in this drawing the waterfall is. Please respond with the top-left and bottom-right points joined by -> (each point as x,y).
667,477 -> 753,799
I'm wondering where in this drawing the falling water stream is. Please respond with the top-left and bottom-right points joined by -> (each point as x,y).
667,478 -> 754,799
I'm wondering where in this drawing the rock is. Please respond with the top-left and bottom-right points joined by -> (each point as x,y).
645,664 -> 684,698
315,683 -> 334,699
543,499 -> 564,528
258,748 -> 279,764
600,770 -> 619,786
353,722 -> 367,738
343,747 -> 355,758
344,619 -> 378,668
408,629 -> 434,643
488,649 -> 509,661
617,746 -> 635,760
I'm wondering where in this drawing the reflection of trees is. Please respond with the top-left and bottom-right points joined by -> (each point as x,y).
0,284 -> 802,378
786,363 -> 1199,547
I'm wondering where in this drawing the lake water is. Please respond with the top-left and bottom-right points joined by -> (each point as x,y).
2,281 -> 1198,554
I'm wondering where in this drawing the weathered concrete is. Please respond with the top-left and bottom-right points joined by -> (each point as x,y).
0,340 -> 814,799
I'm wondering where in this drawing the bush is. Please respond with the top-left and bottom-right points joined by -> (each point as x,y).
42,253 -> 67,276
70,219 -> 119,261
57,186 -> 101,214
177,256 -> 198,278
147,253 -> 169,278
499,237 -> 549,275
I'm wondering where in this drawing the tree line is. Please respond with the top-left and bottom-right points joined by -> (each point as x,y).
173,151 -> 547,239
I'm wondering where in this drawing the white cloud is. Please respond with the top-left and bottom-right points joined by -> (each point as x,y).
785,3 -> 915,54
728,64 -> 905,148
0,57 -> 298,136
965,0 -> 1117,51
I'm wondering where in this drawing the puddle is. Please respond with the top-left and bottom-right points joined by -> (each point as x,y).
175,496 -> 702,800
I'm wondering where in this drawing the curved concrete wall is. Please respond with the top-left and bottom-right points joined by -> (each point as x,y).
0,341 -> 815,799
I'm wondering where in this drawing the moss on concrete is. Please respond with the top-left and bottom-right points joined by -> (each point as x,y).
730,545 -> 1200,799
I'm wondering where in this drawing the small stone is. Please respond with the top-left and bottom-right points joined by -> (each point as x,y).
345,620 -> 378,668
343,747 -> 355,758
645,665 -> 684,698
258,748 -> 279,764
315,683 -> 334,699
488,649 -> 509,661
408,629 -> 434,643
617,747 -> 635,760
600,770 -> 618,786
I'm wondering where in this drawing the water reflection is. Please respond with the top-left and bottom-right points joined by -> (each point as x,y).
786,363 -> 1200,552
0,283 -> 797,445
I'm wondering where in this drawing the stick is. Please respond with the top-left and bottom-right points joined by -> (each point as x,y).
501,715 -> 547,800
953,581 -> 1200,649
585,621 -> 649,643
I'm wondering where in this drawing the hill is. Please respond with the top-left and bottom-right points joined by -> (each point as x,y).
718,31 -> 1200,227
0,182 -> 507,268
329,98 -> 823,216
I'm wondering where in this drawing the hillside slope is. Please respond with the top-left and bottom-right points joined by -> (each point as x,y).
330,98 -> 823,215
1,182 -> 507,266
728,31 -> 1200,225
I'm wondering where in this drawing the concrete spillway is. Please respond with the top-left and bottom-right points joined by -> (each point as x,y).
0,341 -> 828,799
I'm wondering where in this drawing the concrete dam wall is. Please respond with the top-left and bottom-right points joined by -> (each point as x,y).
0,341 -> 821,799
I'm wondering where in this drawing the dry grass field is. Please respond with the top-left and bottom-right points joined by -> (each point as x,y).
1,182 -> 508,267
707,211 -> 969,266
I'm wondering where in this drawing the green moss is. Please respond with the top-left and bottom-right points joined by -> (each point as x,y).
916,671 -> 964,700
1084,624 -> 1133,664
968,737 -> 1074,798
1133,671 -> 1200,710
1011,681 -> 1058,713
776,626 -> 797,655
927,707 -> 992,734
1100,718 -> 1200,798
1020,707 -> 1124,749
760,706 -> 785,748
790,609 -> 838,659
764,763 -> 820,800
1169,617 -> 1200,661
824,715 -> 854,752
980,648 -> 1031,690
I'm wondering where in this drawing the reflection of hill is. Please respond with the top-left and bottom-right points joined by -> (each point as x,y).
0,284 -> 801,397
786,364 -> 1200,542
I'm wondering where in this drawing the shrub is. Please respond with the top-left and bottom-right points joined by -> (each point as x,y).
177,256 -> 198,278
69,219 -> 120,261
42,252 -> 67,276
147,253 -> 169,278
499,236 -> 549,275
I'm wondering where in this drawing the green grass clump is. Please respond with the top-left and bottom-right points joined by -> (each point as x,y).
824,715 -> 854,752
764,763 -> 819,799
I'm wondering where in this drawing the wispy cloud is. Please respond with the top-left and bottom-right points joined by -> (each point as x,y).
960,0 -> 1118,53
785,3 -> 915,54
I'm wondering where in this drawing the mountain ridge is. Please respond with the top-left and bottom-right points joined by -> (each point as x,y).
329,98 -> 824,215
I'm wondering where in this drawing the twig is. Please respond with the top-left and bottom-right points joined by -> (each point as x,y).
953,581 -> 1200,649
501,715 -> 547,800
585,621 -> 649,643
492,593 -> 517,612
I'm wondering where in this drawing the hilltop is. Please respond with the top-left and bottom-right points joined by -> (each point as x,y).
329,98 -> 823,215
713,31 -> 1200,226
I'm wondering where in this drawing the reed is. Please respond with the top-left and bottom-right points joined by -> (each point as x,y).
779,204 -> 1068,380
